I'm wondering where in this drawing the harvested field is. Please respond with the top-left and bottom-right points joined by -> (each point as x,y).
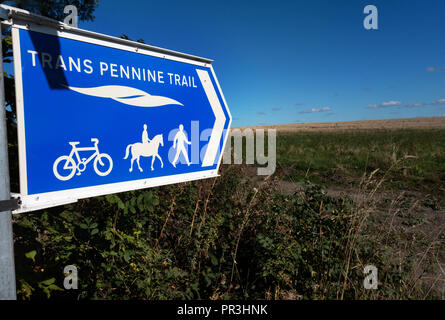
232,116 -> 445,298
236,116 -> 445,132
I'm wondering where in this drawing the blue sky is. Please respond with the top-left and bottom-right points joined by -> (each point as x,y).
19,1 -> 445,126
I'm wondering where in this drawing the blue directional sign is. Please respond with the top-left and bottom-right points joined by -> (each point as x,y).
12,25 -> 231,211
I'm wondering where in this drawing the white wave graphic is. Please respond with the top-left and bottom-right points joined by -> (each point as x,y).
65,85 -> 183,107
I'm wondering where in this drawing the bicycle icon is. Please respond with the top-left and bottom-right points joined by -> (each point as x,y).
53,138 -> 113,181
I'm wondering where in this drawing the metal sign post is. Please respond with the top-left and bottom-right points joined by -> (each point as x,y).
0,20 -> 17,299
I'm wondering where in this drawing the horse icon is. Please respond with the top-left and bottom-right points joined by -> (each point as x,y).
124,134 -> 164,172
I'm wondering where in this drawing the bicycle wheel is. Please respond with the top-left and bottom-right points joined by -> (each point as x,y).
94,153 -> 113,176
53,156 -> 76,181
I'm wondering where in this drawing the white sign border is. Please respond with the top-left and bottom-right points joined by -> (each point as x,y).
10,20 -> 231,213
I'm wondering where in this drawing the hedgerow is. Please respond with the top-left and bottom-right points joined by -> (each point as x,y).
13,165 -> 417,300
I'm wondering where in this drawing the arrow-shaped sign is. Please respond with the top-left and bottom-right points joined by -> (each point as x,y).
11,21 -> 232,212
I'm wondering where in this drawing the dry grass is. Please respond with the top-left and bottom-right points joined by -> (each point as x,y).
236,116 -> 445,133
231,118 -> 445,299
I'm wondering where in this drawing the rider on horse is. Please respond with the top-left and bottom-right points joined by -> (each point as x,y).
142,124 -> 151,144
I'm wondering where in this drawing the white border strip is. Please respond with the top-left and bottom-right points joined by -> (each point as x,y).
11,26 -> 28,195
13,170 -> 219,214
11,20 -> 211,68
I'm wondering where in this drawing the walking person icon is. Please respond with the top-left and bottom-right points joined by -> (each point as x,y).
171,124 -> 192,167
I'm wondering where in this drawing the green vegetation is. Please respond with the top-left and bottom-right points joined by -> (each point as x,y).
276,129 -> 445,192
12,168 -> 442,300
11,128 -> 445,299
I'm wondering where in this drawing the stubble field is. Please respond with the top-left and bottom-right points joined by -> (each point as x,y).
242,116 -> 445,298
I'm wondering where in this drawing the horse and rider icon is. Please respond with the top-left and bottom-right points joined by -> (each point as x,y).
124,123 -> 192,172
124,123 -> 164,172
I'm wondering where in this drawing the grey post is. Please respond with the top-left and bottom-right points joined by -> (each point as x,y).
0,21 -> 17,300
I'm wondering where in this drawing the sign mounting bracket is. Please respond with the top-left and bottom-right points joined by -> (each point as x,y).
0,198 -> 20,212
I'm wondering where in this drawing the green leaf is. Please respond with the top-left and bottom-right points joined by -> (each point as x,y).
210,254 -> 218,266
25,250 -> 37,262
47,284 -> 64,292
39,278 -> 56,286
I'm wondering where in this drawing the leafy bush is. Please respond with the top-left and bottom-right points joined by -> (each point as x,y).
13,165 -> 418,300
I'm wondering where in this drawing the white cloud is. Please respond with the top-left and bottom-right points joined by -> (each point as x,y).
403,98 -> 445,108
432,98 -> 445,105
300,106 -> 332,114
426,66 -> 436,72
367,100 -> 402,109
381,100 -> 402,107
